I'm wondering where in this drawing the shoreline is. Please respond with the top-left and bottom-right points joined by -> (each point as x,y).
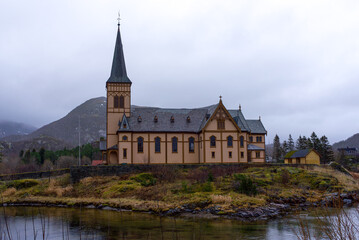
2,191 -> 358,222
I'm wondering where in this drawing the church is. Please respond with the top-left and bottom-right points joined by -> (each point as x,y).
100,22 -> 267,164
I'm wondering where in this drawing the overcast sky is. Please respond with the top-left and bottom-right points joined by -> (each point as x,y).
1,0 -> 359,144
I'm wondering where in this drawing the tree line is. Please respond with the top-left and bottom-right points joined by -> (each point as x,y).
18,143 -> 101,167
272,132 -> 334,164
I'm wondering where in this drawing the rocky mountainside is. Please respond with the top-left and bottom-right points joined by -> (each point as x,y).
2,97 -> 106,148
0,121 -> 37,139
333,133 -> 359,150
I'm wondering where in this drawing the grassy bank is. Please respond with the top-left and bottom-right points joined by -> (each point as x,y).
1,166 -> 358,215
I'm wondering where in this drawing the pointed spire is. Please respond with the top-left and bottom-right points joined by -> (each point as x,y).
107,19 -> 131,83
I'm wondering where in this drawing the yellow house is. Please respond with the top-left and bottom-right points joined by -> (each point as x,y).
100,22 -> 267,164
284,149 -> 320,165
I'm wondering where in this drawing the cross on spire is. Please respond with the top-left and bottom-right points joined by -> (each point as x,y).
117,11 -> 121,26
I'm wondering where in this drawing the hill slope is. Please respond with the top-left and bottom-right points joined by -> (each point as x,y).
2,97 -> 106,147
28,97 -> 107,146
333,133 -> 359,150
0,121 -> 37,139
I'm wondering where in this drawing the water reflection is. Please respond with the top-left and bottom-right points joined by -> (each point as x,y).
0,206 -> 324,240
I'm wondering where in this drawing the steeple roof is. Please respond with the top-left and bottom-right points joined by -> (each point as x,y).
107,24 -> 131,83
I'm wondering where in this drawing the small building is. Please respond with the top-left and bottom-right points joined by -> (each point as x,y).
337,147 -> 358,158
284,149 -> 320,165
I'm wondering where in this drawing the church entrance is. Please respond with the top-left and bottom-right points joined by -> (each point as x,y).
108,151 -> 118,165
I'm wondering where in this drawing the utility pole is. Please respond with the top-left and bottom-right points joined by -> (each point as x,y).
78,116 -> 81,166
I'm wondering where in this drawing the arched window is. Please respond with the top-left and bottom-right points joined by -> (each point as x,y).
172,137 -> 178,153
210,136 -> 216,147
189,137 -> 195,153
227,136 -> 233,147
114,96 -> 119,108
137,137 -> 144,153
240,136 -> 244,147
155,137 -> 161,153
119,96 -> 124,108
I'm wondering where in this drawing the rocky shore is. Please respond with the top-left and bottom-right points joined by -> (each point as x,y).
2,191 -> 358,222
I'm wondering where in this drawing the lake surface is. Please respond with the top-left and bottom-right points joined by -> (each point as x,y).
0,206 -> 352,240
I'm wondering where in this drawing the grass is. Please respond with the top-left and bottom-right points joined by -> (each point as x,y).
0,166 -> 358,215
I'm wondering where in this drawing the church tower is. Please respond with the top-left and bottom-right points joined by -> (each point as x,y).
106,22 -> 131,157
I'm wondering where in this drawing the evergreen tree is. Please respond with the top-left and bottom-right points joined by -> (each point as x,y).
288,134 -> 295,151
282,140 -> 289,155
272,135 -> 282,162
19,149 -> 24,158
306,137 -> 313,149
39,147 -> 45,165
320,135 -> 334,164
310,132 -> 320,151
296,135 -> 307,150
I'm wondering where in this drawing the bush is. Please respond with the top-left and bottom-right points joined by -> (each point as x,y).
201,181 -> 214,192
233,174 -> 257,196
6,179 -> 40,190
281,169 -> 290,184
130,173 -> 157,187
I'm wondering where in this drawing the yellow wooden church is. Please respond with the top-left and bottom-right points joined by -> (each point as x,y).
100,23 -> 267,164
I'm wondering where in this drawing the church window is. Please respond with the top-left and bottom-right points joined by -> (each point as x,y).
119,96 -> 124,108
210,136 -> 216,147
172,137 -> 178,153
256,151 -> 260,158
241,152 -> 244,158
211,152 -> 215,158
122,136 -> 128,141
155,137 -> 161,153
189,137 -> 195,153
240,136 -> 244,147
227,136 -> 233,147
229,151 -> 232,158
249,136 -> 253,143
114,96 -> 119,108
137,137 -> 144,153
217,119 -> 225,129
123,148 -> 127,159
256,136 -> 262,142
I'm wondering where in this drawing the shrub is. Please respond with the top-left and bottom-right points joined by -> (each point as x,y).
6,179 -> 40,190
207,172 -> 214,182
130,173 -> 157,187
201,181 -> 214,192
233,174 -> 257,196
281,169 -> 290,184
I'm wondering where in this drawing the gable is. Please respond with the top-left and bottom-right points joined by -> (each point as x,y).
202,101 -> 240,132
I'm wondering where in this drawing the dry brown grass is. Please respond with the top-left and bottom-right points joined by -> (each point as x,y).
210,194 -> 232,204
312,166 -> 359,191
1,187 -> 16,197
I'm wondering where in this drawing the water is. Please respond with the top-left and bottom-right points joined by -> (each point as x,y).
0,206 -> 352,240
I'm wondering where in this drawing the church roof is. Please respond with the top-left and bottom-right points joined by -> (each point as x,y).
284,149 -> 313,159
117,105 -> 266,134
246,120 -> 267,134
107,24 -> 131,83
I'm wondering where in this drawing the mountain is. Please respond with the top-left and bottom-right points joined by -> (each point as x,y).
332,133 -> 359,150
2,97 -> 107,148
0,135 -> 72,158
0,121 -> 37,139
